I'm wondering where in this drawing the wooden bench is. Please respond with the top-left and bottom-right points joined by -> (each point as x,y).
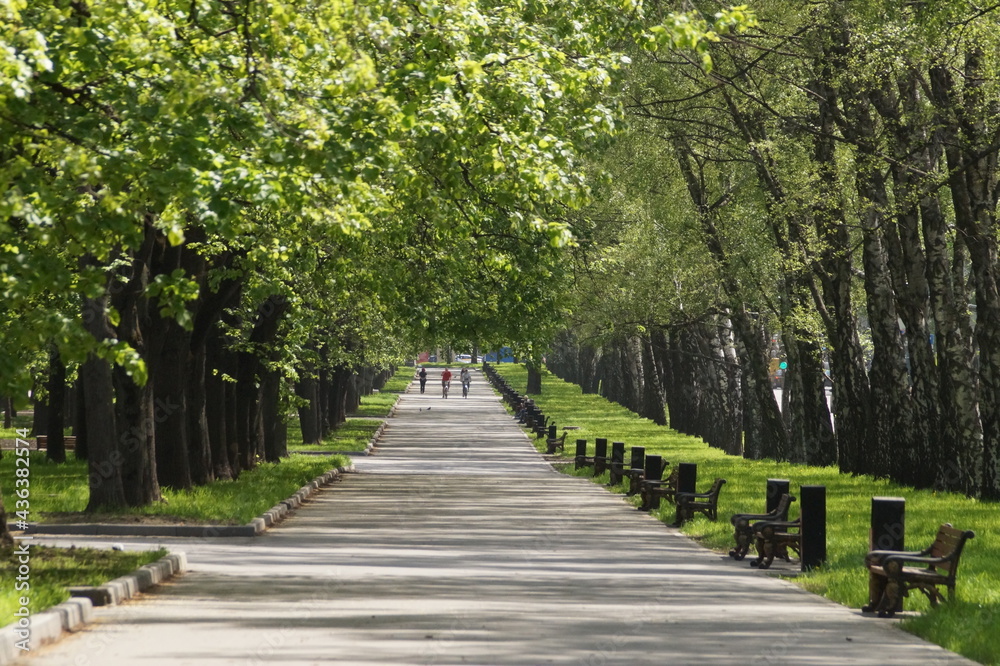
639,467 -> 679,511
625,455 -> 667,497
750,517 -> 801,569
863,523 -> 976,617
728,494 -> 795,561
546,431 -> 567,454
36,435 -> 77,450
671,478 -> 726,526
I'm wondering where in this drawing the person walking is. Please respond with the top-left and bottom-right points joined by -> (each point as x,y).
460,366 -> 471,398
418,367 -> 427,394
441,367 -> 452,398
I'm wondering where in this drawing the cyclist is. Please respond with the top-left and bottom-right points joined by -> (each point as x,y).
418,366 -> 427,394
441,367 -> 452,398
460,366 -> 471,398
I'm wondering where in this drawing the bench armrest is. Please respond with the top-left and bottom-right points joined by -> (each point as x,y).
752,519 -> 799,533
864,549 -> 926,566
730,511 -> 776,524
882,553 -> 954,569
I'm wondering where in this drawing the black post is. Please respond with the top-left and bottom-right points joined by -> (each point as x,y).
608,442 -> 625,486
767,479 -> 791,519
574,439 -> 588,469
644,455 -> 664,483
626,446 -> 645,496
800,485 -> 827,571
678,463 -> 697,495
870,496 -> 905,612
594,438 -> 608,476
548,423 -> 557,440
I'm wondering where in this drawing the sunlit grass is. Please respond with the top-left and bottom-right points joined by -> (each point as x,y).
494,363 -> 1000,665
351,393 -> 400,418
0,545 -> 166,627
1,452 -> 348,525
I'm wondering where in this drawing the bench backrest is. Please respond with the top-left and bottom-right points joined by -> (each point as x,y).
707,478 -> 726,500
772,493 -> 795,521
928,524 -> 976,577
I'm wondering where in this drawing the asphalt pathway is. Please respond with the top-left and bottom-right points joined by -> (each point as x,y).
23,368 -> 974,665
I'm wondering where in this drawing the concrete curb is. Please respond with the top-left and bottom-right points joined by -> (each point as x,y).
0,552 -> 186,665
22,464 -> 354,538
364,399 -> 398,455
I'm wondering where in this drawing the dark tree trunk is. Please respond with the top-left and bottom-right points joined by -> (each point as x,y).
45,347 -> 67,463
296,375 -> 321,445
74,377 -> 88,460
261,367 -> 286,462
32,398 -> 47,437
81,291 -> 127,511
2,397 -> 11,429
186,341 -> 213,486
526,362 -> 542,394
225,376 -> 241,478
345,372 -> 360,415
236,294 -> 291,469
204,343 -> 233,480
154,320 -> 193,490
113,366 -> 160,506
930,58 -> 997,497
318,368 -> 331,437
639,333 -> 666,425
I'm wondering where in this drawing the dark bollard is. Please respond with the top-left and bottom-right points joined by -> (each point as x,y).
626,446 -> 645,496
594,438 -> 609,476
800,485 -> 827,571
608,442 -> 626,486
548,423 -> 557,440
870,496 -> 905,612
574,439 -> 588,469
678,463 -> 697,495
767,479 -> 791,519
644,455 -> 664,483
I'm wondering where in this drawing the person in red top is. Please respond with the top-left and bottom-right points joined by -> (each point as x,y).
440,368 -> 452,398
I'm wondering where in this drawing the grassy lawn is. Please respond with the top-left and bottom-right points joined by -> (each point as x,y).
288,418 -> 382,453
352,393 -> 400,418
0,413 -> 33,441
494,363 -> 1000,665
0,545 -> 167,627
1,452 -> 349,525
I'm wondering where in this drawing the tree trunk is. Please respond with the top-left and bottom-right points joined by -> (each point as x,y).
45,347 -> 67,463
261,367 -> 286,462
204,341 -> 233,480
639,333 -> 666,425
930,57 -> 998,497
80,291 -> 127,512
296,375 -> 321,445
74,377 -> 88,460
526,362 -> 542,394
153,319 -> 193,490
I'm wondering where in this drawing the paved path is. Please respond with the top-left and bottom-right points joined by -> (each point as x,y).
24,368 -> 973,665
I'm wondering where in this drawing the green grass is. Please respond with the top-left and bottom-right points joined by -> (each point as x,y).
380,368 -> 415,393
494,363 -> 1000,665
351,393 -> 400,418
289,418 -> 382,453
1,452 -> 349,525
0,413 -> 33,440
0,545 -> 166,627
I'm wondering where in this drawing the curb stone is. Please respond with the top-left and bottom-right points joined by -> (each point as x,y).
0,552 -> 186,665
21,464 -> 355,538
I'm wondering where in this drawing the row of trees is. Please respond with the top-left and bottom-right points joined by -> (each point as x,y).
551,0 -> 1000,499
1,3 -> 746,543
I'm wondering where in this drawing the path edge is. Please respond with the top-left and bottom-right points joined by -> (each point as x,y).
0,552 -> 187,665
